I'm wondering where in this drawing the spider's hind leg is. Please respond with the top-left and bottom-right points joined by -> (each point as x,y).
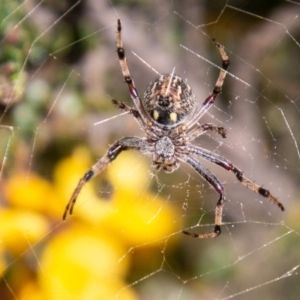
189,145 -> 285,212
182,156 -> 226,238
232,167 -> 285,211
182,194 -> 224,238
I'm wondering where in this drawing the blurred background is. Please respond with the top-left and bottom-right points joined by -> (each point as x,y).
0,0 -> 300,299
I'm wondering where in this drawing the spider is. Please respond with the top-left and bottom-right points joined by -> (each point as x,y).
63,19 -> 285,238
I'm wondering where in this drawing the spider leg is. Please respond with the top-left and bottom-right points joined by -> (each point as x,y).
189,145 -> 285,211
182,156 -> 225,238
112,99 -> 140,118
112,98 -> 146,128
187,123 -> 227,141
63,136 -> 149,220
116,19 -> 149,123
186,39 -> 229,128
112,99 -> 163,140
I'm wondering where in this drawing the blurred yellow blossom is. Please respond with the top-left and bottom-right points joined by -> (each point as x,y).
107,150 -> 150,192
105,151 -> 181,245
58,149 -> 181,245
0,209 -> 50,255
0,246 -> 6,276
38,224 -> 136,300
4,172 -> 64,218
1,146 -> 180,300
105,189 -> 179,245
54,147 -> 93,199
18,281 -> 43,300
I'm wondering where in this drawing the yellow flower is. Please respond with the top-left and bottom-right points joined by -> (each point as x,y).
104,151 -> 181,245
5,172 -> 64,218
0,209 -> 50,255
0,246 -> 6,277
39,224 -> 136,300
57,149 -> 181,245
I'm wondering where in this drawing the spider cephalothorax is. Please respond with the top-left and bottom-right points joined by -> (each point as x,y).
63,19 -> 284,239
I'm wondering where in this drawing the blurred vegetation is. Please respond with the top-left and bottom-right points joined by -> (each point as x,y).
0,0 -> 300,299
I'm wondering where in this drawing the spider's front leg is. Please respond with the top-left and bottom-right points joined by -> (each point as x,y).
186,38 -> 229,128
63,136 -> 149,220
182,156 -> 225,238
116,19 -> 149,123
112,99 -> 140,119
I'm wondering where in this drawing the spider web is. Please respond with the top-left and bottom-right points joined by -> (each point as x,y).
1,0 -> 300,299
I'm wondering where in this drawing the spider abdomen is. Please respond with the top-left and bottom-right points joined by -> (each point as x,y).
143,74 -> 196,128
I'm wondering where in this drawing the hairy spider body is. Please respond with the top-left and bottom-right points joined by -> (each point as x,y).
144,74 -> 195,127
153,136 -> 178,172
63,19 -> 284,238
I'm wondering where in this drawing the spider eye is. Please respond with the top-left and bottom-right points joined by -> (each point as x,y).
158,95 -> 170,107
144,74 -> 196,128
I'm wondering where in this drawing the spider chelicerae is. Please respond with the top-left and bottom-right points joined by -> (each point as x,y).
63,19 -> 284,238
